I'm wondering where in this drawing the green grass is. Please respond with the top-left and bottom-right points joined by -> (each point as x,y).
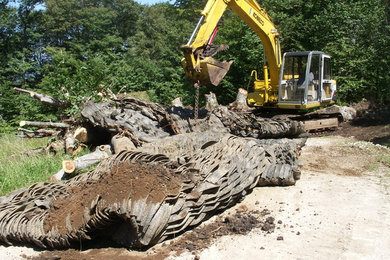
0,134 -> 64,196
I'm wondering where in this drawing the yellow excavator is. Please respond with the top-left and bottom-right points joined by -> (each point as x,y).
181,0 -> 337,112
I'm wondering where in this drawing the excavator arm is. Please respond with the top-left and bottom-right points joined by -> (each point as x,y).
181,0 -> 282,104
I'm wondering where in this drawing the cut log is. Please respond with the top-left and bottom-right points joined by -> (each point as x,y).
49,169 -> 65,181
73,127 -> 88,143
111,135 -> 135,153
62,160 -> 76,174
13,87 -> 63,107
71,144 -> 87,155
46,140 -> 65,155
36,129 -> 58,135
65,132 -> 75,155
19,121 -> 70,129
171,97 -> 183,107
18,128 -> 35,134
229,88 -> 251,111
205,92 -> 218,111
235,88 -> 249,110
62,145 -> 112,175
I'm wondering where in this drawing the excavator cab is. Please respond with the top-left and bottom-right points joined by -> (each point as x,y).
278,51 -> 336,109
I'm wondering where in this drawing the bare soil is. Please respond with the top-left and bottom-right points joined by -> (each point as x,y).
330,102 -> 390,144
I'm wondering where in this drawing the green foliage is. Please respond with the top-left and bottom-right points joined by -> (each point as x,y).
0,121 -> 16,134
1,0 -> 390,125
213,10 -> 265,104
263,0 -> 390,103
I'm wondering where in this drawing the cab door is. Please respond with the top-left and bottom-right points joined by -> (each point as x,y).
321,55 -> 334,101
308,54 -> 320,103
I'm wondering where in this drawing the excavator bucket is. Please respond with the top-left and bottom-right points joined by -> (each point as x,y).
182,56 -> 233,87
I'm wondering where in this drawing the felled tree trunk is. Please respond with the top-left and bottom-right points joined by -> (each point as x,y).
13,87 -> 63,107
235,88 -> 249,110
19,121 -> 70,129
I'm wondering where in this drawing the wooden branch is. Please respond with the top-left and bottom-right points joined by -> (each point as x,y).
19,121 -> 70,129
10,147 -> 46,158
46,140 -> 65,155
13,87 -> 63,107
50,145 -> 111,181
49,169 -> 65,182
18,128 -> 59,138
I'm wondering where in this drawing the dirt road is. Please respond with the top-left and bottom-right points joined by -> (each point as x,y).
172,136 -> 390,259
1,136 -> 389,259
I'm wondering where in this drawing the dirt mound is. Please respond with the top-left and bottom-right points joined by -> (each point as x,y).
330,102 -> 390,144
44,161 -> 183,236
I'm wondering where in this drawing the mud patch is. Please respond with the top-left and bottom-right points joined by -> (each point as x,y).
166,208 -> 275,256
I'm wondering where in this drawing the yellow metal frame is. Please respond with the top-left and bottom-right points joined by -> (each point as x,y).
182,0 -> 281,105
276,100 -> 335,110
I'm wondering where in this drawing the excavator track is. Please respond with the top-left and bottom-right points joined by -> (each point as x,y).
253,105 -> 348,133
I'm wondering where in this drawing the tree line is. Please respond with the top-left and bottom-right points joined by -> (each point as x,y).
1,0 -> 389,127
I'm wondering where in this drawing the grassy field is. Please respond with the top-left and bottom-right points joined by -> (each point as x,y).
0,134 -> 65,196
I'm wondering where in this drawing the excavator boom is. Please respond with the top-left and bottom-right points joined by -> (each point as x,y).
182,0 -> 336,111
181,0 -> 281,102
